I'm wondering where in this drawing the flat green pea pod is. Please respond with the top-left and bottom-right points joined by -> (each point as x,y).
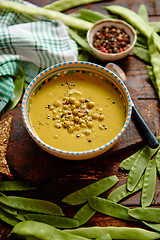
128,207 -> 160,223
44,0 -> 104,11
107,176 -> 144,203
149,22 -> 160,33
137,4 -> 149,22
103,5 -> 160,52
143,221 -> 160,233
0,207 -> 19,226
0,180 -> 35,192
64,226 -> 160,239
25,214 -> 79,229
0,1 -> 93,31
78,9 -> 118,23
148,33 -> 160,98
11,221 -> 89,240
155,148 -> 160,174
119,147 -> 144,171
62,175 -> 119,205
73,203 -> 96,226
141,159 -> 157,207
146,65 -> 159,95
133,46 -> 150,63
127,145 -> 159,191
88,196 -> 135,222
96,234 -> 112,240
0,196 -> 64,216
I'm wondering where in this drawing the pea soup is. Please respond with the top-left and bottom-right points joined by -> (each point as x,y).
29,71 -> 126,152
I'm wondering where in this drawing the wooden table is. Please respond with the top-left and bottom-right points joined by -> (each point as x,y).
1,0 -> 160,239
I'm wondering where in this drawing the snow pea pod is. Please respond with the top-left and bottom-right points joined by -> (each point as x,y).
0,196 -> 64,216
5,67 -> 25,111
127,145 -> 159,191
11,221 -> 89,240
88,196 -> 135,222
62,175 -> 119,205
148,33 -> 160,98
44,0 -> 104,11
143,221 -> 160,233
141,159 -> 157,207
146,65 -> 159,95
0,180 -> 35,191
0,1 -> 93,31
155,148 -> 160,174
64,226 -> 160,239
96,234 -> 112,240
137,4 -> 149,22
104,5 -> 160,52
25,214 -> 79,229
149,22 -> 160,33
119,147 -> 143,171
107,176 -> 144,203
73,203 -> 96,226
133,46 -> 150,63
128,208 -> 160,223
0,207 -> 19,226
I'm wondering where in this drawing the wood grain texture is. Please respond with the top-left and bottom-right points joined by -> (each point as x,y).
0,0 -> 160,239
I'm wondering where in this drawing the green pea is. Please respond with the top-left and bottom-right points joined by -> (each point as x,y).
127,145 -> 159,191
11,221 -> 89,240
137,4 -> 149,22
119,147 -> 144,171
141,159 -> 157,207
107,176 -> 144,203
133,46 -> 150,63
62,175 -> 119,205
0,196 -> 64,216
64,226 -> 160,239
88,196 -> 135,222
128,207 -> 160,223
73,203 -> 96,226
25,214 -> 79,229
0,1 -> 93,31
0,180 -> 35,192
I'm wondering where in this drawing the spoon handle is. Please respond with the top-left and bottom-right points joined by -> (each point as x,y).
132,104 -> 159,149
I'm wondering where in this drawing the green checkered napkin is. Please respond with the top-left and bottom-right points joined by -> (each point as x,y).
0,0 -> 78,112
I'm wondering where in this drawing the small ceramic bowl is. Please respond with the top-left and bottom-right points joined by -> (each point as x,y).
87,19 -> 137,61
22,61 -> 132,160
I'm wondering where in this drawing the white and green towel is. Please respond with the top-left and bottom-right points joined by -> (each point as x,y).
0,0 -> 78,112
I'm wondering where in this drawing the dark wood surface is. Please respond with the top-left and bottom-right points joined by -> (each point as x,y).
1,0 -> 160,239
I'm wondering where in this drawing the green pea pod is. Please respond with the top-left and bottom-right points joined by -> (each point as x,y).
141,159 -> 157,207
149,22 -> 160,33
78,9 -> 118,23
128,208 -> 160,223
148,34 -> 160,98
0,180 -> 35,192
127,145 -> 158,191
64,226 -> 160,239
73,203 -> 96,226
107,176 -> 144,203
146,65 -> 159,94
103,5 -> 160,52
137,4 -> 149,22
0,202 -> 17,216
0,207 -> 19,226
133,46 -> 150,63
67,28 -> 93,55
88,196 -> 135,222
25,214 -> 79,229
44,0 -> 104,11
0,1 -> 93,31
96,234 -> 112,240
119,147 -> 143,170
143,221 -> 160,233
155,148 -> 160,174
5,67 -> 25,111
0,196 -> 64,216
62,175 -> 119,205
11,221 -> 89,240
